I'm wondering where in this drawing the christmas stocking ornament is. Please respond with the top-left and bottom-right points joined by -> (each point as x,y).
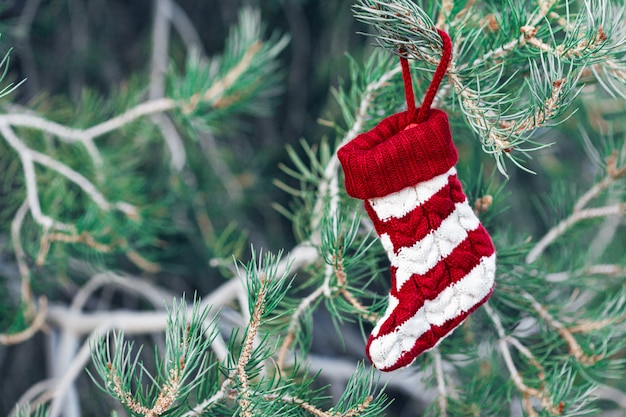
337,29 -> 496,372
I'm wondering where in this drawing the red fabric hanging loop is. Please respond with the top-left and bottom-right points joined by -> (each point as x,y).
400,28 -> 453,124
400,53 -> 417,118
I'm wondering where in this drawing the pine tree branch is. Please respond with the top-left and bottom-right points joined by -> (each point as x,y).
277,285 -> 325,371
2,119 -> 159,273
484,302 -> 559,417
10,199 -> 32,308
35,232 -> 113,263
521,291 -> 603,366
189,379 -> 371,417
70,272 -> 175,312
180,41 -> 263,114
275,394 -> 331,417
182,378 -> 229,417
87,299 -> 215,417
526,203 -> 625,264
100,336 -> 185,417
484,303 -> 533,394
527,149 -> 625,263
546,263 -> 626,282
333,255 -> 378,323
48,325 -> 109,417
149,0 -> 172,101
237,274 -> 267,417
432,348 -> 449,417
108,367 -> 152,415
506,336 -> 547,383
0,98 -> 176,154
353,0 -> 622,174
574,150 -> 626,212
38,284 -> 134,417
483,0 -> 564,55
277,262 -> 376,371
586,264 -> 626,277
519,25 -> 608,60
1,123 -> 73,232
436,0 -> 454,29
0,35 -> 269,176
277,237 -> 376,371
568,317 -> 617,334
0,123 -> 138,229
0,11 -> 285,296
0,296 -> 47,345
496,77 -> 568,135
185,252 -> 383,417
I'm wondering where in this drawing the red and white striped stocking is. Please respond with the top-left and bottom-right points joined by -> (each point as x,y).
337,29 -> 496,371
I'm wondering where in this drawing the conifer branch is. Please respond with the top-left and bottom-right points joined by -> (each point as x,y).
279,394 -> 331,417
236,273 -> 267,417
0,43 -> 271,176
70,272 -> 175,311
107,365 -> 183,417
1,122 -> 73,232
527,149 -> 626,263
48,325 -> 110,417
0,7 -> 288,307
506,336 -> 547,384
526,203 -> 625,263
34,232 -> 161,273
0,122 -> 138,233
182,42 -> 263,114
108,367 -> 151,415
574,150 -> 626,211
277,285 -> 325,371
497,77 -> 568,135
567,317 -> 617,334
586,264 -> 626,277
10,199 -> 32,308
148,0 -> 188,173
191,381 -> 373,417
89,299 -> 215,417
484,303 -> 560,417
353,0 -> 626,174
0,97 -> 176,155
521,291 -> 603,366
332,255 -> 378,323
182,378 -> 229,417
0,296 -> 47,345
432,348 -> 449,417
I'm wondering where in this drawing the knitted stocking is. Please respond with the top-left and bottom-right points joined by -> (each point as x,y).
337,30 -> 496,372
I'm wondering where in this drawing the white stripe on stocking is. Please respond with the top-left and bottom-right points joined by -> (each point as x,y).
368,167 -> 457,221
368,253 -> 496,370
379,200 -> 481,292
370,294 -> 399,339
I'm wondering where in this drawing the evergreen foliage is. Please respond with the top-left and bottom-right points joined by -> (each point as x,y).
0,1 -> 625,416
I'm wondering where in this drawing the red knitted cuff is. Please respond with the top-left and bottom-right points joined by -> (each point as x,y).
337,109 -> 458,200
